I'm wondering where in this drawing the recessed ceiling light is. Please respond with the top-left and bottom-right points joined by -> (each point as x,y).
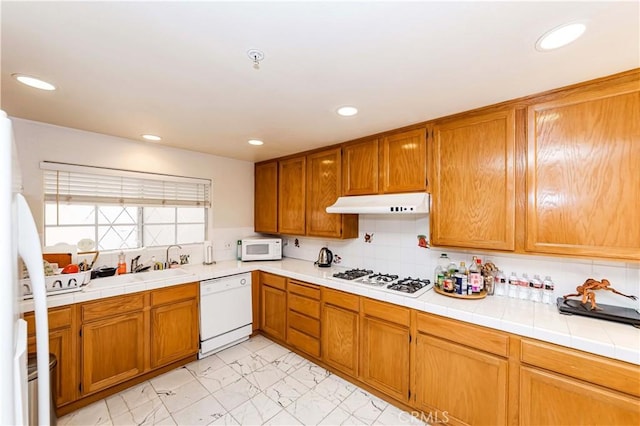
248,139 -> 264,146
536,22 -> 586,51
142,134 -> 162,141
337,106 -> 358,117
12,73 -> 56,91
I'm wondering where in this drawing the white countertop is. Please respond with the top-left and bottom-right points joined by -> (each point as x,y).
21,258 -> 640,366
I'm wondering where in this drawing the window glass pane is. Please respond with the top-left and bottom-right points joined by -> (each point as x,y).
49,204 -> 95,225
45,203 -> 57,225
177,224 -> 205,244
177,207 -> 204,223
98,206 -> 138,225
143,224 -> 175,246
143,207 -> 175,224
98,225 -> 138,250
45,226 -> 95,246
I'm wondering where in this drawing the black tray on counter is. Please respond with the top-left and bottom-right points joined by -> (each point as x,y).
557,297 -> 640,328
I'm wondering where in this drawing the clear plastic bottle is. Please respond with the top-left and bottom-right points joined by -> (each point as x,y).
508,271 -> 519,298
494,270 -> 506,296
542,276 -> 555,305
434,254 -> 450,290
530,274 -> 543,303
518,273 -> 530,300
117,251 -> 127,275
468,258 -> 482,293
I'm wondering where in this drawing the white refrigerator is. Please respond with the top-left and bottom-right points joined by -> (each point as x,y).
0,110 -> 51,425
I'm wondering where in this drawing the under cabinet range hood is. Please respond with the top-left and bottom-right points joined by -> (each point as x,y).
326,192 -> 430,214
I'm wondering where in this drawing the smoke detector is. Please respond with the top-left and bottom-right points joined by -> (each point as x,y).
247,49 -> 265,70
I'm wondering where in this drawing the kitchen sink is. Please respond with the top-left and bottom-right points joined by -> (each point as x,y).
134,268 -> 191,281
84,274 -> 141,290
84,268 -> 194,291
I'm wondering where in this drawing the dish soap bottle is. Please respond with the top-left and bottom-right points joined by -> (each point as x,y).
117,251 -> 127,275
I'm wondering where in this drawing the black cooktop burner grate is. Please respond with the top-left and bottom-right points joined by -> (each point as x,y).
332,268 -> 373,281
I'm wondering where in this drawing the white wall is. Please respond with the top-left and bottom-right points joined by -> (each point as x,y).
12,118 -> 255,262
281,215 -> 640,310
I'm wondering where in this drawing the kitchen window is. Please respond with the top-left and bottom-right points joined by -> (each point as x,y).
41,162 -> 210,250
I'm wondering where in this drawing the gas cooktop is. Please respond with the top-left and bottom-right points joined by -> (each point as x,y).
332,269 -> 432,298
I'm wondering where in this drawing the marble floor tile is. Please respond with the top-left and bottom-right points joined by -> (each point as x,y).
185,353 -> 226,376
285,389 -> 337,425
212,376 -> 261,412
313,373 -> 357,405
215,343 -> 253,364
118,381 -> 161,411
375,404 -> 426,425
59,400 -> 111,425
158,377 -> 209,414
318,406 -> 353,426
243,362 -> 288,391
209,413 -> 241,425
264,376 -> 308,408
194,363 -> 243,393
171,395 -> 227,426
272,351 -> 310,374
228,392 -> 282,425
149,366 -> 195,392
240,334 -> 274,353
339,389 -> 388,425
228,352 -> 269,376
263,409 -> 302,426
111,398 -> 169,426
105,393 -> 129,419
256,342 -> 292,362
289,363 -> 332,388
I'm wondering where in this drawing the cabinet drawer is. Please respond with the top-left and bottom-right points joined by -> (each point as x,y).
288,327 -> 320,357
261,272 -> 286,290
288,293 -> 320,318
288,280 -> 320,300
288,311 -> 320,338
151,282 -> 198,306
323,288 -> 359,312
416,312 -> 509,357
362,298 -> 410,327
521,339 -> 640,397
81,293 -> 145,322
25,305 -> 73,336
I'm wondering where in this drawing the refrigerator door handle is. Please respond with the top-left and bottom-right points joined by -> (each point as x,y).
13,319 -> 28,425
17,194 -> 50,426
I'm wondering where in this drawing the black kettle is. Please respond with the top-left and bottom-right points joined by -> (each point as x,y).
315,247 -> 333,267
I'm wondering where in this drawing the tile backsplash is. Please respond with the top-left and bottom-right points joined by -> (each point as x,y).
278,215 -> 640,310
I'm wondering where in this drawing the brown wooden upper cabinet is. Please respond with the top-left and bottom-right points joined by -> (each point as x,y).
254,161 -> 278,233
379,128 -> 428,193
431,110 -> 516,251
526,78 -> 640,260
278,156 -> 306,235
307,148 -> 358,238
342,138 -> 379,195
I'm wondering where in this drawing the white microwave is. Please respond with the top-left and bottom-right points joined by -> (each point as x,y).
241,237 -> 282,261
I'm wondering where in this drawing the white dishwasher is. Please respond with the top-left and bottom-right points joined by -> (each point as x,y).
199,272 -> 252,359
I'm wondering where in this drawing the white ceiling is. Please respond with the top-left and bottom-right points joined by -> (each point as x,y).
2,1 -> 638,163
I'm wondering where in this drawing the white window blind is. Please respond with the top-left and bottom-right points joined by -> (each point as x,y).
41,162 -> 211,207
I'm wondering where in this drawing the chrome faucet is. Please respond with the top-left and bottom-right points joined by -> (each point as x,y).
166,244 -> 182,269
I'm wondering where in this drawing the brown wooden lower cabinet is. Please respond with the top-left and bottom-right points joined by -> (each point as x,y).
519,366 -> 640,425
413,333 -> 508,426
261,285 -> 287,341
81,310 -> 146,395
360,300 -> 411,402
150,299 -> 199,368
321,288 -> 359,377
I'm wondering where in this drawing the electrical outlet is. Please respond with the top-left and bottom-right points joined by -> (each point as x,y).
223,242 -> 232,250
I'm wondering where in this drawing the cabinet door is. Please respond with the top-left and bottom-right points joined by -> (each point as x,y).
261,285 -> 287,341
432,110 -> 516,251
361,316 -> 410,402
380,128 -> 427,193
322,304 -> 359,377
414,334 -> 508,426
343,138 -> 379,195
307,148 -> 357,238
520,366 -> 640,425
255,161 -> 278,233
81,312 -> 145,395
527,82 -> 640,259
278,156 -> 306,235
150,298 -> 199,368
